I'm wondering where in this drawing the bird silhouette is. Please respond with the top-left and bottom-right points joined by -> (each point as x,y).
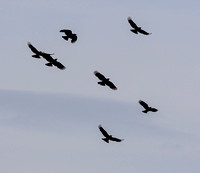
128,17 -> 151,35
40,52 -> 66,70
98,125 -> 124,143
94,71 -> 117,90
139,100 -> 158,113
27,42 -> 65,70
60,29 -> 77,43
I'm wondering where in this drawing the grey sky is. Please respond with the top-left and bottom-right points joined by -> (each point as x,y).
0,0 -> 200,172
0,90 -> 200,173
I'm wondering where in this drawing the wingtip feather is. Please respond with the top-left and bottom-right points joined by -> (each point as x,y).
27,42 -> 31,46
127,16 -> 132,20
94,71 -> 99,75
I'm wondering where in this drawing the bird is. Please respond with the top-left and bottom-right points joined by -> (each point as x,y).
98,125 -> 124,143
60,29 -> 77,43
27,42 -> 65,70
127,17 -> 151,35
40,52 -> 66,70
28,42 -> 54,59
139,100 -> 158,113
27,42 -> 42,58
94,71 -> 117,90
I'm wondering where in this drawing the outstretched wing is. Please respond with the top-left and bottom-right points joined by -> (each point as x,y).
40,51 -> 54,56
110,136 -> 124,142
106,80 -> 117,90
71,34 -> 77,43
139,100 -> 149,109
94,71 -> 106,81
128,17 -> 138,29
98,125 -> 110,138
27,42 -> 40,54
52,59 -> 66,70
139,29 -> 151,35
60,29 -> 72,35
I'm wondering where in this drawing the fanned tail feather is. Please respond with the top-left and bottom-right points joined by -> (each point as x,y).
130,29 -> 138,34
142,110 -> 148,113
102,138 -> 109,143
32,55 -> 40,58
45,62 -> 53,67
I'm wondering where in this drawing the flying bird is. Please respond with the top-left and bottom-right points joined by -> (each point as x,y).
27,42 -> 65,70
139,100 -> 158,113
27,42 -> 42,58
128,17 -> 151,35
98,125 -> 124,143
60,29 -> 77,43
40,52 -> 66,70
94,71 -> 117,90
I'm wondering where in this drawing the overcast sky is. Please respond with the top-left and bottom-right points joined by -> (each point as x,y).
0,0 -> 200,173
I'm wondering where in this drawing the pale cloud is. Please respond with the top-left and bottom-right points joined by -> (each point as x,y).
0,90 -> 199,173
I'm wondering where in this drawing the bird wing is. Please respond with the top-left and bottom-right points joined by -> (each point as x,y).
138,29 -> 151,35
40,52 -> 54,56
150,108 -> 158,112
60,29 -> 72,35
139,100 -> 149,109
52,59 -> 66,70
27,42 -> 40,54
110,136 -> 124,142
94,71 -> 106,81
128,17 -> 138,28
98,125 -> 110,138
71,34 -> 77,43
106,80 -> 117,90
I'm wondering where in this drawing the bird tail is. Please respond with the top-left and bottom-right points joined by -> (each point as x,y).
62,36 -> 69,41
142,110 -> 148,113
130,29 -> 138,34
32,55 -> 40,58
98,81 -> 106,86
102,138 -> 109,143
45,62 -> 53,67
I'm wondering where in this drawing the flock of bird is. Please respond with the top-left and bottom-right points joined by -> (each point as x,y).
28,17 -> 157,143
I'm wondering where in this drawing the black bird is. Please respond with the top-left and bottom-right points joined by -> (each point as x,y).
40,52 -> 66,70
27,43 -> 65,70
128,17 -> 151,35
27,42 -> 42,58
139,100 -> 158,113
60,29 -> 77,43
94,71 -> 117,90
98,125 -> 124,143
